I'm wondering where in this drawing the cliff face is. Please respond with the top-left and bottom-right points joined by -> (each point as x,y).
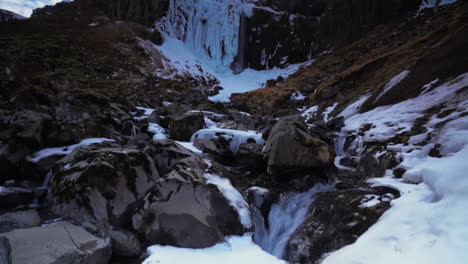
32,0 -> 169,26
243,0 -> 422,70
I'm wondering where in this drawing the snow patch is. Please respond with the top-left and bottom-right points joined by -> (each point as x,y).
28,138 -> 114,163
143,235 -> 286,264
191,128 -> 265,153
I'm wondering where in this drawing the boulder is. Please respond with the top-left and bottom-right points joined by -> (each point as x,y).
6,111 -> 51,148
237,142 -> 266,171
144,139 -> 197,175
0,221 -> 111,264
264,116 -> 335,176
0,209 -> 41,233
109,228 -> 142,257
168,113 -> 205,141
132,179 -> 244,248
286,188 -> 395,263
47,146 -> 160,229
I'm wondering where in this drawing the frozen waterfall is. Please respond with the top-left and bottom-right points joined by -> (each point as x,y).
252,184 -> 332,259
163,0 -> 250,72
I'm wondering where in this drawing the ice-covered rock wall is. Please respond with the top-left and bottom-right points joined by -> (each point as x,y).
163,0 -> 249,72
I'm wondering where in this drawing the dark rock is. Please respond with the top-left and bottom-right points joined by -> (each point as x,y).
266,79 -> 277,87
286,188 -> 393,263
264,116 -> 335,176
109,229 -> 142,257
0,187 -> 34,211
0,209 -> 41,233
237,142 -> 266,171
339,156 -> 359,168
327,116 -> 345,131
132,178 -> 244,248
145,139 -> 196,175
0,237 -> 11,264
149,29 -> 163,45
168,113 -> 205,141
47,146 -> 160,228
1,221 -> 111,264
393,167 -> 406,178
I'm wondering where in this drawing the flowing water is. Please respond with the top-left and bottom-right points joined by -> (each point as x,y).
252,184 -> 332,259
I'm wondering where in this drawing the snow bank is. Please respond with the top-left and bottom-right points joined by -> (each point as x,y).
148,123 -> 168,140
191,128 -> 265,153
420,0 -> 458,10
205,173 -> 252,228
322,146 -> 468,264
143,235 -> 286,264
343,73 -> 468,142
28,138 -> 114,163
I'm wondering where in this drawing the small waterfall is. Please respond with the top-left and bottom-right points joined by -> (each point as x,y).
334,134 -> 347,157
163,0 -> 248,71
253,184 -> 331,259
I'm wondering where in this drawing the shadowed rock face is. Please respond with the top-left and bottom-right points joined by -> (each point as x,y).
243,0 -> 422,70
33,0 -> 170,26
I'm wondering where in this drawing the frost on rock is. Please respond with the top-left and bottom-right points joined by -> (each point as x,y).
28,138 -> 114,163
323,73 -> 468,264
143,235 -> 286,264
191,128 -> 265,153
205,173 -> 252,228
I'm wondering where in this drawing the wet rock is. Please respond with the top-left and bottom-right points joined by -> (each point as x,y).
264,116 -> 335,176
357,153 -> 380,179
47,146 -> 160,229
286,188 -> 393,263
0,209 -> 41,233
109,229 -> 142,257
0,221 -> 111,264
0,187 -> 34,211
338,156 -> 359,168
168,113 -> 205,141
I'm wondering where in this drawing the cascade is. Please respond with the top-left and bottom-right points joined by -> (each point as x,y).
252,184 -> 332,259
163,0 -> 249,72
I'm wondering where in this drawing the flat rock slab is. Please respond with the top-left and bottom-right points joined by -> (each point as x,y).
0,221 -> 111,264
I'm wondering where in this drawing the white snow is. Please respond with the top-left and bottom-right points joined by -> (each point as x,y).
343,73 -> 468,142
205,173 -> 252,228
28,138 -> 114,163
301,105 -> 318,122
323,103 -> 338,122
175,141 -> 203,155
148,123 -> 168,140
419,0 -> 458,10
291,91 -> 306,101
191,128 -> 265,153
323,72 -> 468,264
154,34 -> 313,102
374,70 -> 410,103
323,146 -> 468,264
142,234 -> 286,264
338,94 -> 370,119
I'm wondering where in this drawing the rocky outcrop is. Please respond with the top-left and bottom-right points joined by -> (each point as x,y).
168,113 -> 205,141
47,146 -> 160,229
286,188 -> 397,263
0,221 -> 112,264
0,187 -> 35,211
264,116 -> 335,176
132,178 -> 244,248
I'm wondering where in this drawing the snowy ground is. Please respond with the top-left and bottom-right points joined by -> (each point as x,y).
322,73 -> 468,264
142,235 -> 286,264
